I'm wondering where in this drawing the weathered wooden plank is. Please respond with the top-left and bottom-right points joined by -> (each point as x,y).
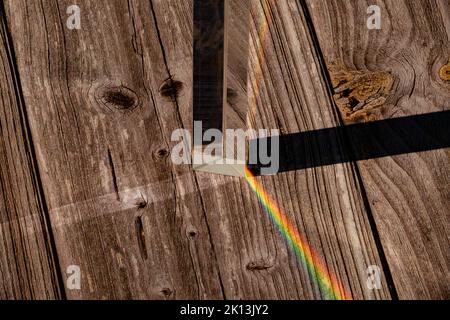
0,5 -> 62,299
306,0 -> 450,299
5,0 -> 223,299
224,0 -> 250,133
153,0 -> 392,299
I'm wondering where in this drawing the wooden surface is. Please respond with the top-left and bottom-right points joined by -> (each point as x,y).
306,0 -> 450,299
224,0 -> 250,133
0,6 -> 62,299
4,0 -> 223,299
189,0 -> 389,299
0,0 -> 448,300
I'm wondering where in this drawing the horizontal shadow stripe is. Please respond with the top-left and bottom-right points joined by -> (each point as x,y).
248,110 -> 450,176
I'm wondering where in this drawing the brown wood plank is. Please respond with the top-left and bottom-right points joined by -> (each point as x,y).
306,0 -> 450,299
224,0 -> 250,133
0,5 -> 62,299
5,0 -> 223,299
153,0 -> 392,299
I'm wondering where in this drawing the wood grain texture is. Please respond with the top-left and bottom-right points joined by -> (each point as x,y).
5,0 -> 223,299
306,0 -> 450,299
5,0 -> 446,300
153,0 -> 392,299
224,0 -> 250,132
0,5 -> 62,299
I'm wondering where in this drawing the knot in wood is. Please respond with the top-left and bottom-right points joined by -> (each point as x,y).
160,287 -> 173,298
154,147 -> 169,160
439,60 -> 450,82
329,63 -> 394,123
159,78 -> 184,102
96,84 -> 140,113
246,259 -> 273,271
187,229 -> 198,239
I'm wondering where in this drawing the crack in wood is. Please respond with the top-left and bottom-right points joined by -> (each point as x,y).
107,148 -> 120,202
135,215 -> 148,261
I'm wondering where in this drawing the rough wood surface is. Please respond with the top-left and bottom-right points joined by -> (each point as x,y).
5,0 -> 223,299
224,0 -> 250,133
0,5 -> 62,299
1,0 -> 448,300
154,0 -> 393,299
306,0 -> 450,299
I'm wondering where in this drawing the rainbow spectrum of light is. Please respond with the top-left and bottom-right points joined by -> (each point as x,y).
245,168 -> 351,300
245,1 -> 351,300
248,0 -> 270,118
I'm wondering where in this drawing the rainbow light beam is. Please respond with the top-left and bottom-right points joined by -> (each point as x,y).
245,167 -> 351,300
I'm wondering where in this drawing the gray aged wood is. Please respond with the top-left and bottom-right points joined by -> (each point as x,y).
0,6 -> 62,299
306,0 -> 450,299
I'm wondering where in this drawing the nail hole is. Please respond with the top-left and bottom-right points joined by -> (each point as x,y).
135,194 -> 148,209
188,231 -> 198,239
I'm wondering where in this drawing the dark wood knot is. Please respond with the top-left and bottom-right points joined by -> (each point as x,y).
159,78 -> 184,102
187,229 -> 198,239
95,84 -> 140,113
154,148 -> 170,160
246,260 -> 273,271
439,60 -> 450,82
160,287 -> 173,298
135,194 -> 148,209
